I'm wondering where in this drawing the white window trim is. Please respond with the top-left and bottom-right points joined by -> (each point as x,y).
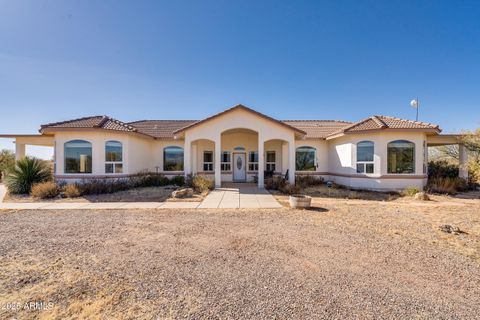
248,151 -> 258,171
221,151 -> 231,172
295,146 -> 317,172
203,151 -> 213,172
105,141 -> 123,174
266,151 -> 276,172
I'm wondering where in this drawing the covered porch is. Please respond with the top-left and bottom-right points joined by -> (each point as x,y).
0,134 -> 54,160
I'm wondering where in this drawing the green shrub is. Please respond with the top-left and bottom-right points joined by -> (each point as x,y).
0,149 -> 15,181
30,181 -> 59,199
403,186 -> 421,197
427,177 -> 468,194
5,157 -> 52,194
170,175 -> 185,186
192,175 -> 214,193
63,184 -> 82,198
129,172 -> 169,188
295,175 -> 324,188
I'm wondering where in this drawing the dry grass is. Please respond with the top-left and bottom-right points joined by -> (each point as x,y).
0,195 -> 479,319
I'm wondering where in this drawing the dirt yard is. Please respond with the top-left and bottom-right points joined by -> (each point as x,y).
0,196 -> 479,319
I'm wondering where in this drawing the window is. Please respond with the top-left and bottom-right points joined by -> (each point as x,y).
163,146 -> 184,171
388,140 -> 415,174
64,140 -> 92,174
356,141 -> 374,174
248,151 -> 258,171
105,141 -> 123,174
266,151 -> 276,172
203,151 -> 213,171
221,151 -> 231,171
296,146 -> 316,171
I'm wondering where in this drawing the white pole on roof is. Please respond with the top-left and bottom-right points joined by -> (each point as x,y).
410,98 -> 419,121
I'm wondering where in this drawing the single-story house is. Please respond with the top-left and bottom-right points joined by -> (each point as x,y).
0,104 -> 468,190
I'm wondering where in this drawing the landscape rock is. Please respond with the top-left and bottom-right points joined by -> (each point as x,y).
172,188 -> 194,198
439,224 -> 468,235
414,192 -> 430,201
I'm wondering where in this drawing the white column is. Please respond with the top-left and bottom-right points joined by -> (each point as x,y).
258,133 -> 264,188
459,143 -> 469,179
281,141 -> 288,174
214,134 -> 221,188
192,143 -> 198,175
184,136 -> 192,175
15,141 -> 26,161
288,138 -> 295,184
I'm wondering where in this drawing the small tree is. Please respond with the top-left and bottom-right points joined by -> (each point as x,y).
462,129 -> 480,183
0,149 -> 16,181
5,157 -> 52,194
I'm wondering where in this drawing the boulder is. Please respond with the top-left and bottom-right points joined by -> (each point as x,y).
172,188 -> 194,198
414,192 -> 430,201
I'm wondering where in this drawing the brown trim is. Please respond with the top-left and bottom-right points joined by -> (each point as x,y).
196,172 -> 215,175
41,127 -> 155,140
0,134 -> 54,138
55,174 -> 133,179
295,171 -> 427,179
173,104 -> 307,135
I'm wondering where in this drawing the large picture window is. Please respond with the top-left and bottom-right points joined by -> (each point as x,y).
203,151 -> 213,171
163,146 -> 184,171
105,141 -> 123,174
388,140 -> 415,174
296,146 -> 316,171
356,141 -> 374,174
248,151 -> 258,171
64,140 -> 92,174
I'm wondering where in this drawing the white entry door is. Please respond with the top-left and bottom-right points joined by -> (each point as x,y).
233,153 -> 246,182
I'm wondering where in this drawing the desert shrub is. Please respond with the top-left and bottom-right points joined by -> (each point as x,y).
428,160 -> 459,179
427,177 -> 468,194
192,175 -> 214,193
0,149 -> 15,181
63,184 -> 82,198
265,176 -> 287,191
30,181 -> 59,199
295,175 -> 324,188
280,183 -> 301,195
170,175 -> 185,186
129,172 -> 169,188
5,157 -> 52,194
77,178 -> 131,195
403,186 -> 421,197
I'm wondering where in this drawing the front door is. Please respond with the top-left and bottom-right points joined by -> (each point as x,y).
233,153 -> 246,182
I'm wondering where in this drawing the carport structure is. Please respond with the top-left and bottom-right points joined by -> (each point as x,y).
427,134 -> 469,179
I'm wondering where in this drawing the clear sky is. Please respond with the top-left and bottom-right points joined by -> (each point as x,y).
1,0 -> 479,159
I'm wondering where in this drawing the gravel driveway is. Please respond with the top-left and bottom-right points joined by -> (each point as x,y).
1,205 -> 479,319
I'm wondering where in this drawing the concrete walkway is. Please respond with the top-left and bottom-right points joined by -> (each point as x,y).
0,183 -> 281,210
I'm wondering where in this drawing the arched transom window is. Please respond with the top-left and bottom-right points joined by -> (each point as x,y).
105,141 -> 123,174
296,146 -> 316,171
64,140 -> 92,174
356,141 -> 374,174
163,146 -> 184,171
388,140 -> 415,174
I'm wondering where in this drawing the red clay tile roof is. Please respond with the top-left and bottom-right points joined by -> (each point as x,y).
39,112 -> 441,139
40,116 -> 138,133
282,120 -> 353,138
328,115 -> 441,137
127,120 -> 197,139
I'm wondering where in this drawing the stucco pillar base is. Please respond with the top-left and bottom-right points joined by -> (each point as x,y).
459,144 -> 469,179
15,141 -> 26,161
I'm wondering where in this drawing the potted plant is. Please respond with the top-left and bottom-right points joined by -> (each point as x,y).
289,194 -> 312,209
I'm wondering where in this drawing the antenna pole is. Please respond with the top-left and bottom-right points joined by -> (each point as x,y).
416,98 -> 419,121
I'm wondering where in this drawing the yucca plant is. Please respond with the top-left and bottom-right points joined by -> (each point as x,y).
5,157 -> 52,194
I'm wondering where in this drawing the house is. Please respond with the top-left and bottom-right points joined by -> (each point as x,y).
0,104 -> 468,191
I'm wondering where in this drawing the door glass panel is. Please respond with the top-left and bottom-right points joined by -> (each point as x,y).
236,156 -> 242,170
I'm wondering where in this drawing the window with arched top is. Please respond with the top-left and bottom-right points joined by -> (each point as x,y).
234,146 -> 245,151
296,146 -> 316,171
388,140 -> 415,174
356,141 -> 374,174
105,141 -> 123,173
163,146 -> 184,171
64,140 -> 92,173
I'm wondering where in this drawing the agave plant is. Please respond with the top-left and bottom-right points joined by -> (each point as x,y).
5,157 -> 52,194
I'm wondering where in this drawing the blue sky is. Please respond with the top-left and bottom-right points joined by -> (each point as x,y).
1,0 -> 479,159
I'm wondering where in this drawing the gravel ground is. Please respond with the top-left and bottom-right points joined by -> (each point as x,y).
0,203 -> 479,319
